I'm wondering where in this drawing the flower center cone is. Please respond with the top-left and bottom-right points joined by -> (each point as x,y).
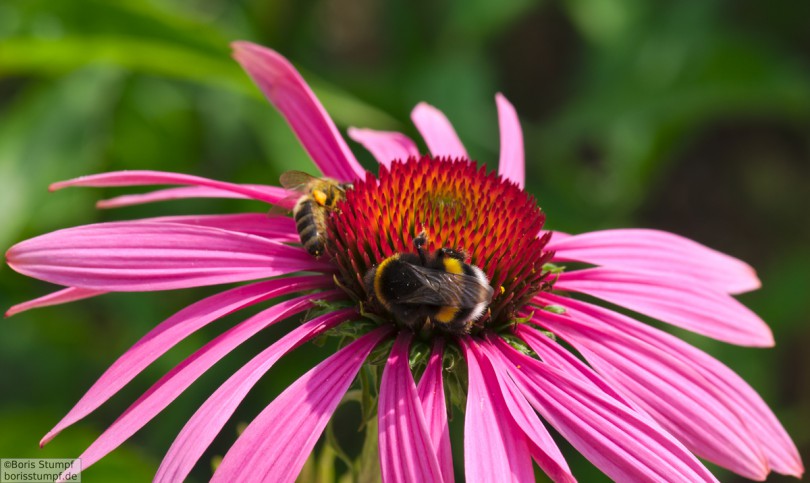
326,155 -> 554,334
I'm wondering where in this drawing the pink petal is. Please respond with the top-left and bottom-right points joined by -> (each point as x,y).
231,41 -> 365,182
411,103 -> 468,159
50,170 -> 288,205
476,341 -> 576,483
140,213 -> 299,242
495,94 -> 525,189
554,267 -> 774,347
522,315 -> 770,480
547,230 -> 570,242
347,127 -> 420,168
546,229 -> 760,294
380,332 -> 445,483
64,290 -> 345,471
212,326 -> 393,483
543,294 -> 803,478
489,337 -> 718,482
461,338 -> 534,483
6,287 -> 106,317
155,308 -> 356,483
40,275 -> 331,445
96,185 -> 295,210
7,222 -> 331,291
499,327 -> 640,414
415,338 -> 454,483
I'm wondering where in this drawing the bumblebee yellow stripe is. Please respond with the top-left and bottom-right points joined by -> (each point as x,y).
373,255 -> 399,307
442,257 -> 464,274
434,305 -> 459,324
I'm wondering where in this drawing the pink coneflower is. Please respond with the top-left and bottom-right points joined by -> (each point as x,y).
5,41 -> 803,482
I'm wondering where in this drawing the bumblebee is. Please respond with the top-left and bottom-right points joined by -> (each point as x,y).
279,171 -> 351,257
364,233 -> 494,334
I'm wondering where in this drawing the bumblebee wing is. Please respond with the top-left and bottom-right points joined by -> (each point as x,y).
279,171 -> 317,191
395,264 -> 492,308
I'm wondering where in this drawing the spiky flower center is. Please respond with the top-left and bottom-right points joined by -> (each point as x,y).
326,156 -> 553,334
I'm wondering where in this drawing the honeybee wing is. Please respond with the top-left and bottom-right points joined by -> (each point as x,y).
392,264 -> 493,308
279,170 -> 318,191
268,171 -> 316,216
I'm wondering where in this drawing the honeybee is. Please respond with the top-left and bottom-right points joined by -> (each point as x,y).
278,171 -> 351,258
364,233 -> 494,334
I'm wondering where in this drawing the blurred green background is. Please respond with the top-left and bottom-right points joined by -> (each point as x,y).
1,0 -> 808,481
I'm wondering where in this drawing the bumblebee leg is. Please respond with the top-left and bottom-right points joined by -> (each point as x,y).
414,232 -> 428,266
437,247 -> 466,262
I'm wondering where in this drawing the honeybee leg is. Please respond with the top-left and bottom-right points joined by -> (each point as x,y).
414,232 -> 429,266
312,189 -> 328,206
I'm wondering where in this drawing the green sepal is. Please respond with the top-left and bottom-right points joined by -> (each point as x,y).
542,262 -> 566,274
408,339 -> 431,379
443,344 -> 468,412
500,333 -> 538,358
358,364 -> 378,431
542,304 -> 566,314
492,310 -> 535,332
367,337 -> 395,366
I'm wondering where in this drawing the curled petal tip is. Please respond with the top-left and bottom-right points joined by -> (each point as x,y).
49,178 -> 77,191
751,325 -> 775,348
39,432 -> 56,448
229,40 -> 261,59
746,267 -> 762,291
230,40 -> 258,51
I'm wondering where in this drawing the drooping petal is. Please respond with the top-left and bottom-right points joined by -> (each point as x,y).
7,222 -> 332,291
155,308 -> 356,483
40,275 -> 331,445
347,127 -> 420,169
542,294 -> 804,478
379,332 -> 445,483
475,338 -> 575,483
415,338 -> 453,483
62,290 -> 344,471
231,41 -> 365,182
495,94 -> 525,189
495,328 -> 640,413
554,267 -> 773,347
96,185 -> 296,210
6,287 -> 106,317
411,103 -> 468,159
140,213 -> 299,242
50,170 -> 289,205
546,229 -> 760,294
521,318 -> 770,480
461,338 -> 534,483
212,326 -> 393,483
489,337 -> 718,482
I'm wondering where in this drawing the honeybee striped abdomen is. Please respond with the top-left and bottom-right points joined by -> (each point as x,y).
279,171 -> 351,258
